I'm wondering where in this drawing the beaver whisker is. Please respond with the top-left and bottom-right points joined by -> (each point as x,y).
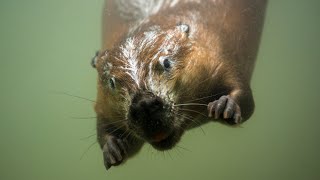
176,145 -> 192,153
51,91 -> 96,103
174,112 -> 198,126
81,133 -> 97,141
70,116 -> 97,120
173,111 -> 196,122
178,108 -> 207,117
173,112 -> 205,135
173,103 -> 208,107
166,151 -> 174,160
126,126 -> 141,140
110,115 -> 127,120
173,148 -> 183,158
176,113 -> 201,126
182,91 -> 228,103
174,111 -> 195,120
119,128 -> 131,139
80,141 -> 98,160
104,119 -> 128,126
106,124 -> 127,135
123,130 -> 133,140
172,112 -> 190,124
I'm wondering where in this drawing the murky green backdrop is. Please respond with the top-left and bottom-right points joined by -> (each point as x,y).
0,0 -> 319,179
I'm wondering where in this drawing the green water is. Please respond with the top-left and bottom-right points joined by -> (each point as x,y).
0,0 -> 319,179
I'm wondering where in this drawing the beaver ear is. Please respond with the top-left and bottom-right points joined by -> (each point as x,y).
91,50 -> 110,68
176,23 -> 190,34
91,50 -> 100,68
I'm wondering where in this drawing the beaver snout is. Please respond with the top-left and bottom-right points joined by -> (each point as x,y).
130,93 -> 164,119
128,92 -> 173,141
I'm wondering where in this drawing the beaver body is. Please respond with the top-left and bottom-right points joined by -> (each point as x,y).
93,0 -> 267,170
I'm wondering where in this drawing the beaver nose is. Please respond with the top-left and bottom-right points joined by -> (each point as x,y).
130,95 -> 164,119
129,93 -> 172,142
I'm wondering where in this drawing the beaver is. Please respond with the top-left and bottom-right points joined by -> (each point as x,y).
91,0 -> 267,170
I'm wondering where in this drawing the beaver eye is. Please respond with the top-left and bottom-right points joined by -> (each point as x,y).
159,56 -> 173,71
163,58 -> 171,69
109,77 -> 116,90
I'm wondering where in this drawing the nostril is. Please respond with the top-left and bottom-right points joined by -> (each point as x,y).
129,105 -> 139,120
152,102 -> 163,113
154,97 -> 163,106
148,97 -> 164,113
139,101 -> 148,108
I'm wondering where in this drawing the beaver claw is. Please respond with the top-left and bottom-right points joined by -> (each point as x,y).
208,95 -> 242,125
103,136 -> 128,170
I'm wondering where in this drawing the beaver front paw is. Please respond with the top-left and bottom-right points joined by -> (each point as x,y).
207,95 -> 242,125
103,135 -> 129,170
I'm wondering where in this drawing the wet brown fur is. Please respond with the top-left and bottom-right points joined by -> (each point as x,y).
94,0 -> 267,169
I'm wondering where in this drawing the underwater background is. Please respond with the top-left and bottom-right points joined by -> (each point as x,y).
0,0 -> 319,179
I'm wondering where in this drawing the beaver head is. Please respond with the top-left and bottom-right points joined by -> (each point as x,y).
93,24 -> 222,150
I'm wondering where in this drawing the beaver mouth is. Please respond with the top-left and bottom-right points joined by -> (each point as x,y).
149,130 -> 181,151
